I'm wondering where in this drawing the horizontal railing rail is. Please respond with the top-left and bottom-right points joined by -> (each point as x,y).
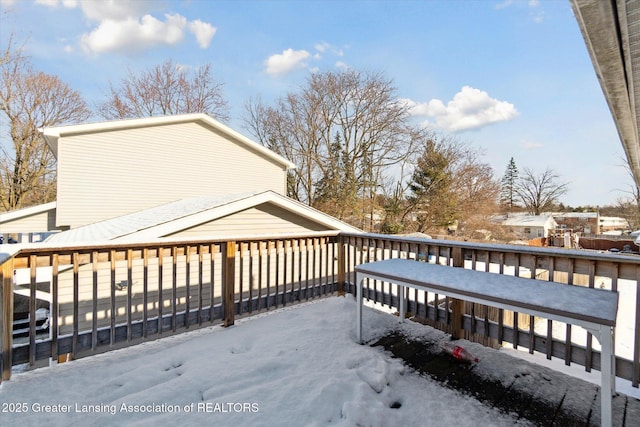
339,232 -> 640,388
1,232 -> 340,382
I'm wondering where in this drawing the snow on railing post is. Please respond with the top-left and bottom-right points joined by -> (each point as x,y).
1,256 -> 15,382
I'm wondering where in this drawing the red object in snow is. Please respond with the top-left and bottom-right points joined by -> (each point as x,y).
439,341 -> 479,363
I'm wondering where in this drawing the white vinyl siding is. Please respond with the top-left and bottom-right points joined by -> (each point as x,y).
0,208 -> 58,233
167,204 -> 327,239
56,122 -> 288,228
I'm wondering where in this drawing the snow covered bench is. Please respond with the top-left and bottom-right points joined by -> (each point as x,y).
354,258 -> 619,427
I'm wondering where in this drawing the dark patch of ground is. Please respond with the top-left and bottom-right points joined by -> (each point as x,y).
373,332 -> 638,426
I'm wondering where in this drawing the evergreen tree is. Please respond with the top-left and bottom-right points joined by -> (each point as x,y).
408,139 -> 457,231
500,157 -> 519,212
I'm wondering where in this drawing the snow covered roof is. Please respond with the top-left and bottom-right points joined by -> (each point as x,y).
553,212 -> 598,219
45,191 -> 361,244
500,215 -> 556,228
39,113 -> 296,170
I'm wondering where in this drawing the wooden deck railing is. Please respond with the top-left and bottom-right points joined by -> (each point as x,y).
1,231 -> 639,390
339,232 -> 640,388
0,232 -> 340,382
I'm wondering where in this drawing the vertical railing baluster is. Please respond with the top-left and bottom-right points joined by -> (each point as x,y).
51,254 -> 59,362
565,258 -> 574,366
513,253 -> 521,349
545,257 -> 556,360
497,253 -> 505,345
214,243 -> 218,323
28,255 -> 37,366
585,260 -> 596,370
198,246 -> 203,325
158,247 -> 164,334
275,240 -> 280,308
634,266 -> 640,388
185,245 -> 191,328
143,248 -> 149,337
172,246 -> 178,333
239,242 -> 244,314
291,239 -> 297,302
305,238 -> 311,300
110,249 -> 116,345
72,252 -> 79,359
470,250 -> 477,335
92,251 -> 98,351
297,239 -> 302,302
249,242 -> 255,312
127,249 -> 133,341
258,242 -> 263,310
267,241 -> 273,309
222,241 -> 236,327
283,240 -> 288,307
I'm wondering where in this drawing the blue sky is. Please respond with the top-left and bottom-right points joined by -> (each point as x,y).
0,0 -> 631,207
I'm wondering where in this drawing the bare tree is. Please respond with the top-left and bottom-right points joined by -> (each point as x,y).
613,163 -> 640,230
0,36 -> 91,211
406,136 -> 499,234
98,59 -> 229,122
244,69 -> 418,224
515,167 -> 568,215
453,156 -> 500,235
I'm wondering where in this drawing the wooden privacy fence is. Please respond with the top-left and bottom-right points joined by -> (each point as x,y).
339,232 -> 640,389
0,233 -> 341,382
2,230 -> 640,390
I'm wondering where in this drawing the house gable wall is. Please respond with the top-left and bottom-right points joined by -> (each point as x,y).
167,203 -> 327,238
0,208 -> 59,233
56,122 -> 288,228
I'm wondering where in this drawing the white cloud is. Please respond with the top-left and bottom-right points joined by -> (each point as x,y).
34,0 -> 60,6
403,86 -> 519,132
265,48 -> 311,76
32,0 -> 216,54
188,19 -> 217,48
495,0 -> 544,23
78,0 -> 153,21
80,13 -> 187,54
494,0 -> 513,10
315,42 -> 330,53
335,61 -> 349,70
522,141 -> 543,150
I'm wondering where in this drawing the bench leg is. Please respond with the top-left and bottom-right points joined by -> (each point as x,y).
399,284 -> 405,322
598,325 -> 614,427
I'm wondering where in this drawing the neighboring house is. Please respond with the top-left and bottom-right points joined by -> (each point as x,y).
45,190 -> 360,244
2,114 -> 361,333
599,216 -> 630,234
552,212 -> 599,234
0,202 -> 60,243
499,214 -> 558,240
38,113 -> 296,230
42,190 -> 360,335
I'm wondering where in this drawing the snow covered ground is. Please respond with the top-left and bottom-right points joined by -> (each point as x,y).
0,295 -> 542,427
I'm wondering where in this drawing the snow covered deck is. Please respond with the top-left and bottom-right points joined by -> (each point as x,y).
1,297 -> 638,426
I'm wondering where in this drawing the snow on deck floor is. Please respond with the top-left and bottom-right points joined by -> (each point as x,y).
0,296 -> 536,427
